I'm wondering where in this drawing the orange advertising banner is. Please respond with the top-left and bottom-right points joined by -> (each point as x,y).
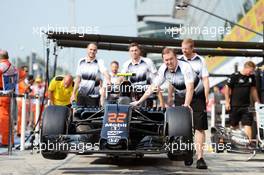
206,0 -> 264,72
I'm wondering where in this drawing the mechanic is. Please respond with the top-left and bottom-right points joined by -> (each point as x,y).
130,47 -> 199,164
0,50 -> 17,146
48,74 -> 73,107
170,38 -> 209,169
109,60 -> 119,84
32,77 -> 45,98
17,67 -> 32,136
70,43 -> 111,107
102,61 -> 120,102
120,42 -> 164,108
225,61 -> 260,145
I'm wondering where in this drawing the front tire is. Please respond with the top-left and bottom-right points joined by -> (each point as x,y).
165,106 -> 193,162
41,105 -> 70,160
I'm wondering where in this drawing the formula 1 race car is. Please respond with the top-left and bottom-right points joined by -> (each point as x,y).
40,73 -> 194,165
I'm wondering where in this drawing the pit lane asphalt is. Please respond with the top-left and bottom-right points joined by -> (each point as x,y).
1,147 -> 264,175
1,122 -> 264,175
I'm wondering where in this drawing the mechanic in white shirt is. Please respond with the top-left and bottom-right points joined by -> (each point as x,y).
70,43 -> 110,107
102,60 -> 120,102
167,39 -> 209,169
120,42 -> 164,108
130,47 -> 194,108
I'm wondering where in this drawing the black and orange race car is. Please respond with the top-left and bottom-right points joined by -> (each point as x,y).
40,73 -> 194,166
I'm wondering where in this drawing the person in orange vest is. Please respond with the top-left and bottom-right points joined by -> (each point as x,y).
17,66 -> 30,94
17,72 -> 34,136
0,50 -> 17,146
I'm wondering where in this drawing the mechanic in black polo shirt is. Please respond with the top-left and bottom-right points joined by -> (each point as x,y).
225,61 -> 260,143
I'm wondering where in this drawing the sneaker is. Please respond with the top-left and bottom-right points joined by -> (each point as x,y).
196,158 -> 208,169
247,141 -> 257,150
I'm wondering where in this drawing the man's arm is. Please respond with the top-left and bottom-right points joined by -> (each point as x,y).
70,76 -> 81,103
98,59 -> 111,84
130,84 -> 157,106
200,56 -> 210,104
202,76 -> 210,105
47,78 -> 56,105
117,76 -> 124,84
151,65 -> 164,108
251,86 -> 260,103
184,82 -> 194,107
98,80 -> 106,106
182,62 -> 195,107
225,74 -> 235,111
102,70 -> 111,85
131,63 -> 165,106
48,90 -> 54,105
167,84 -> 174,107
224,85 -> 231,111
157,88 -> 165,108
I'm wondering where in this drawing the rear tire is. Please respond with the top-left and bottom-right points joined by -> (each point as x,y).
41,105 -> 70,160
